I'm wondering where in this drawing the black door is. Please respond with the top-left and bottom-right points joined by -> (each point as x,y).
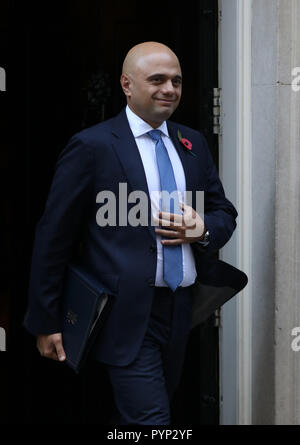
3,0 -> 219,424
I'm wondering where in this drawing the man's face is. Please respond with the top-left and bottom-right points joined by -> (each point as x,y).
121,52 -> 182,127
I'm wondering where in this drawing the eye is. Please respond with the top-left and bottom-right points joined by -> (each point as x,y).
172,78 -> 182,86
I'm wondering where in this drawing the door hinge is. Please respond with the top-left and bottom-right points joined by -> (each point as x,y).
214,308 -> 221,328
213,87 -> 222,135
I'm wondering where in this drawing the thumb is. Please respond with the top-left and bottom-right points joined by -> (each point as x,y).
54,336 -> 66,362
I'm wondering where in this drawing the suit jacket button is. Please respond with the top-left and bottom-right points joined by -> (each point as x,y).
150,245 -> 157,253
148,278 -> 155,287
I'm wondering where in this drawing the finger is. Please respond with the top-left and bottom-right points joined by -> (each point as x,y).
37,338 -> 55,359
184,220 -> 197,229
40,345 -> 59,361
156,222 -> 185,233
158,216 -> 184,229
161,238 -> 184,246
155,228 -> 180,238
54,338 -> 66,362
45,351 -> 60,361
158,213 -> 175,226
153,213 -> 172,227
152,214 -> 160,226
159,211 -> 183,225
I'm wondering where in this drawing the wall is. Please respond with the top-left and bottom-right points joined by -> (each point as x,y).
274,0 -> 300,425
220,0 -> 300,425
251,0 -> 277,425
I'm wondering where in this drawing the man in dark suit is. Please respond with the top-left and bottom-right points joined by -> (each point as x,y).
24,41 -> 247,424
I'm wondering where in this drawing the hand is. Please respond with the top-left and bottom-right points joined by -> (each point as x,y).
153,202 -> 205,246
37,333 -> 66,362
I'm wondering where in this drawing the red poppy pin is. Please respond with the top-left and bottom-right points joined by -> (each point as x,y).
177,130 -> 196,157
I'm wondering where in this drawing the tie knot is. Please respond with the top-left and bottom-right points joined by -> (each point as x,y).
148,129 -> 162,142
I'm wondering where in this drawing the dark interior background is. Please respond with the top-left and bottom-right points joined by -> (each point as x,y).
0,0 -> 219,424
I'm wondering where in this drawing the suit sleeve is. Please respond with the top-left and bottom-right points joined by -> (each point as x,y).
200,133 -> 238,252
23,135 -> 94,336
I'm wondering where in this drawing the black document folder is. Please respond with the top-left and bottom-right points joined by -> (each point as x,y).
61,263 -> 113,373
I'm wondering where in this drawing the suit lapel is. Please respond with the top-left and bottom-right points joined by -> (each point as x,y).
110,109 -> 156,241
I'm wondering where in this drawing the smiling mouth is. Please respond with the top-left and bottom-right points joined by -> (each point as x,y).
155,99 -> 175,103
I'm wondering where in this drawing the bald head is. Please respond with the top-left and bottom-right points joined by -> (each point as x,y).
122,42 -> 180,77
120,42 -> 182,128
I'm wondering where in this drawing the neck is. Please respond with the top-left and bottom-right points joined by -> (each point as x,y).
126,104 -> 164,129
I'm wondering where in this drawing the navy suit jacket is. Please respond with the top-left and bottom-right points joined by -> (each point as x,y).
23,108 -> 247,366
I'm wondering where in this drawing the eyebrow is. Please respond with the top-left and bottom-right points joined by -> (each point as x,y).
147,73 -> 182,81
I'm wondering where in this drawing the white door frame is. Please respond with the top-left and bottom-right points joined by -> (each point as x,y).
218,0 -> 252,425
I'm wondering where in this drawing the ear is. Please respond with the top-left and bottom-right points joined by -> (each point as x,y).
120,74 -> 131,98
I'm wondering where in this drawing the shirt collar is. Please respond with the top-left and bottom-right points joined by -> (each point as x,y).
125,105 -> 169,139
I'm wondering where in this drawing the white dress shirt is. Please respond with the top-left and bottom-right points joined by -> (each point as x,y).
125,105 -> 197,287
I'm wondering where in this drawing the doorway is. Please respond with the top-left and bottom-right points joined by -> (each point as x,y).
6,0 -> 220,424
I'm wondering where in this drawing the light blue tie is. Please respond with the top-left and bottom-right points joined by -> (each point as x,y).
148,129 -> 183,292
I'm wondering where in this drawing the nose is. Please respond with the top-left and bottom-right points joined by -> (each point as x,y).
161,79 -> 176,95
